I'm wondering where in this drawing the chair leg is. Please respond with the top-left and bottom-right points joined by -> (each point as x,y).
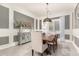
53,44 -> 55,53
55,43 -> 58,50
32,49 -> 34,56
41,53 -> 43,56
47,44 -> 51,55
56,42 -> 58,49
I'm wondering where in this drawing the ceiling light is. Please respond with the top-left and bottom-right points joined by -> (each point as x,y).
43,3 -> 52,22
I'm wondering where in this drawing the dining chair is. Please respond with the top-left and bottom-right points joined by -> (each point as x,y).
47,34 -> 58,53
31,31 -> 48,56
54,34 -> 58,49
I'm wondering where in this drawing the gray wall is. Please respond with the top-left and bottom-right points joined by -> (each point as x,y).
0,5 -> 9,28
65,15 -> 70,29
0,36 -> 9,45
13,35 -> 19,42
65,34 -> 70,40
0,5 -> 9,45
14,11 -> 34,29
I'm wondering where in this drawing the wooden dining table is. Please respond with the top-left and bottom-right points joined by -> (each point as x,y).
42,34 -> 55,43
42,34 -> 57,54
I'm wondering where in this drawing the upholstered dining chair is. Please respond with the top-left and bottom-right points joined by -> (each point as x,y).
31,31 -> 48,56
54,34 -> 58,49
47,34 -> 58,53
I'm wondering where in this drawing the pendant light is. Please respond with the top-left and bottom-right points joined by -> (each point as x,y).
43,3 -> 52,22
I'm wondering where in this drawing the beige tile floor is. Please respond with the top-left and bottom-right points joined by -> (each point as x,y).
0,41 -> 79,56
0,43 -> 32,56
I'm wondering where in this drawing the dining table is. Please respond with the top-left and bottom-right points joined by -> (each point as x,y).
42,34 -> 57,54
42,34 -> 58,55
42,34 -> 55,43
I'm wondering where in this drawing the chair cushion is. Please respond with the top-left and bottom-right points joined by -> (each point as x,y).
48,42 -> 56,45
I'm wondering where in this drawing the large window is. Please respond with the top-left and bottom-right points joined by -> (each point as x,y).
43,18 -> 60,32
55,21 -> 60,31
49,19 -> 60,32
36,20 -> 38,29
49,22 -> 54,31
39,20 -> 42,29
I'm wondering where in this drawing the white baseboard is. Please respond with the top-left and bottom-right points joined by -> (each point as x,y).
71,41 -> 79,53
65,40 -> 79,53
0,42 -> 18,50
59,40 -> 79,53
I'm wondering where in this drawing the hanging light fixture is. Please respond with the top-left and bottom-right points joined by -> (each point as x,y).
43,3 -> 52,22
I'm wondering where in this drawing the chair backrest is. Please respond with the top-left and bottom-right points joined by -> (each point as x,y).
54,34 -> 58,43
31,31 -> 43,53
55,34 -> 58,38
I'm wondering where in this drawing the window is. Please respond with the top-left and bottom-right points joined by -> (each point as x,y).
39,20 -> 42,29
42,17 -> 60,32
55,21 -> 60,31
36,20 -> 38,29
49,22 -> 53,31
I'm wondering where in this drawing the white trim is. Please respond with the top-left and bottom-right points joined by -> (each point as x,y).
64,30 -> 71,34
70,13 -> 73,41
0,42 -> 16,50
73,29 -> 79,38
71,41 -> 79,53
0,29 -> 10,37
65,40 -> 79,53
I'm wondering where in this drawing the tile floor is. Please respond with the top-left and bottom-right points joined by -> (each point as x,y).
0,41 -> 79,56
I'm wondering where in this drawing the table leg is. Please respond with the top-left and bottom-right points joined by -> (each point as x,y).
32,49 -> 34,56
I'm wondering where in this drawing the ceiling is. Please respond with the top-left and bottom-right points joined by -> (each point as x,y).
5,3 -> 77,17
